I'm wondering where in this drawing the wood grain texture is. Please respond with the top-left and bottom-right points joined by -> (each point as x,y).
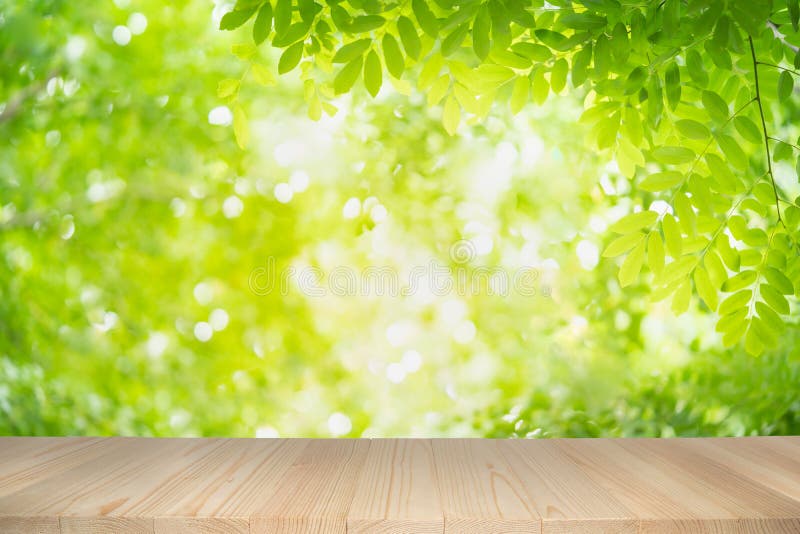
432,439 -> 540,533
348,439 -> 442,533
251,439 -> 369,533
0,436 -> 799,533
497,439 -> 637,534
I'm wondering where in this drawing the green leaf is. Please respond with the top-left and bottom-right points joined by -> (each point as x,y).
647,73 -> 663,126
779,70 -> 794,102
217,78 -> 240,99
716,134 -> 748,170
639,171 -> 683,192
535,29 -> 568,50
694,266 -> 717,310
442,23 -> 469,56
412,0 -> 439,37
510,76 -> 529,114
274,0 -> 292,35
427,75 -> 449,106
489,50 -> 531,69
675,119 -> 710,140
624,67 -> 647,95
791,0 -> 800,31
722,270 -> 757,292
349,15 -> 385,32
702,90 -> 729,122
271,22 -> 309,47
648,232 -> 665,275
752,316 -> 777,349
603,232 -> 645,258
382,34 -> 404,79
704,250 -> 727,289
419,54 -> 443,89
662,214 -> 682,258
334,55 -> 364,94
665,62 -> 681,111
442,94 -> 460,135
532,68 -> 549,105
653,146 -> 695,165
619,236 -> 646,287
470,64 -> 513,92
333,39 -> 371,63
755,301 -> 785,333
617,137 -> 644,176
511,42 -> 551,62
733,116 -> 762,144
686,50 -> 708,87
233,104 -> 249,149
659,256 -> 697,286
297,0 -> 319,24
571,44 -> 591,87
719,289 -> 752,316
760,283 -> 790,314
251,64 -> 275,86
278,41 -> 304,74
671,279 -> 691,315
397,16 -> 421,60
611,22 -> 629,63
744,321 -> 764,356
610,211 -> 658,234
550,58 -> 568,94
560,11 -> 607,30
253,2 -> 273,44
763,267 -> 794,294
220,7 -> 257,30
472,5 -> 491,61
330,5 -> 351,31
364,49 -> 382,97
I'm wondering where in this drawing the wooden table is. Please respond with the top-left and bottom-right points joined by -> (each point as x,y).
0,437 -> 799,533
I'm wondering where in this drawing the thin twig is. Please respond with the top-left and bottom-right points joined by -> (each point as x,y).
749,36 -> 783,223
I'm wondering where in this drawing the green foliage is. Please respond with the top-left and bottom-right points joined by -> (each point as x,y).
221,0 -> 800,356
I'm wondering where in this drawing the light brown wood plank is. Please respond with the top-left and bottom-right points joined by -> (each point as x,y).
0,437 -> 106,498
250,439 -> 370,533
621,438 -> 800,533
497,439 -> 637,534
559,438 -> 800,534
54,438 -> 234,532
137,438 -> 308,533
347,438 -> 443,533
0,437 -> 195,533
680,437 -> 800,502
1,436 -> 799,533
0,515 -> 60,534
432,439 -> 540,533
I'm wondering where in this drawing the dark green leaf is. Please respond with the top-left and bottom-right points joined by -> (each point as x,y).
220,7 -> 257,30
472,5 -> 491,61
412,0 -> 439,37
253,2 -> 273,44
333,39 -> 371,63
779,70 -> 794,102
278,41 -> 304,74
397,16 -> 421,59
382,34 -> 404,78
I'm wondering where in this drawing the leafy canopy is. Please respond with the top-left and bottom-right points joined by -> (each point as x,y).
219,0 -> 800,356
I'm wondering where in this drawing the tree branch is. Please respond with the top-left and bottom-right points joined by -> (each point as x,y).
749,35 -> 783,223
768,21 -> 800,54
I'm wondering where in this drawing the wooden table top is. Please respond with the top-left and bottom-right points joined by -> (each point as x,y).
0,437 -> 799,533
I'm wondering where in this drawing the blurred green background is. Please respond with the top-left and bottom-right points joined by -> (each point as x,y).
1,0 -> 799,438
